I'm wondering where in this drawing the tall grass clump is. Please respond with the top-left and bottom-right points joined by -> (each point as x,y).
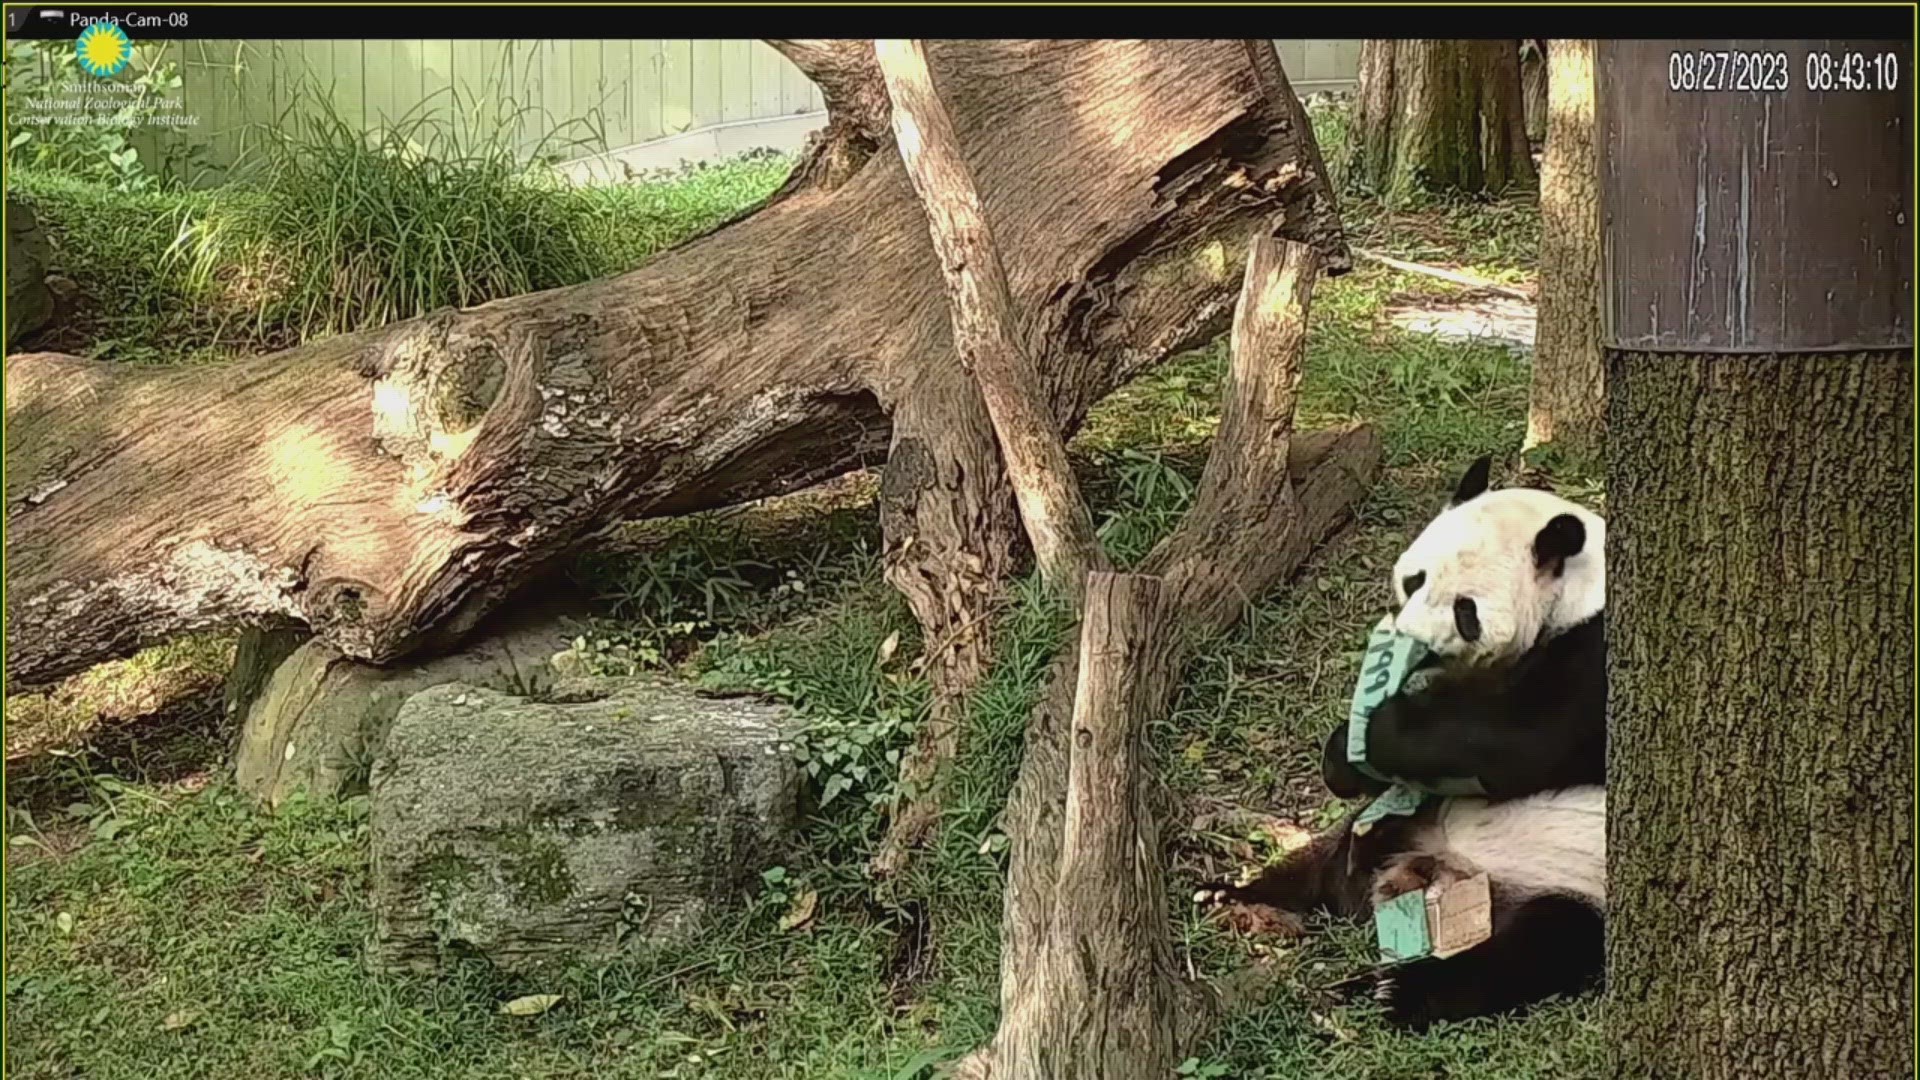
10,72 -> 795,362
232,86 -> 622,339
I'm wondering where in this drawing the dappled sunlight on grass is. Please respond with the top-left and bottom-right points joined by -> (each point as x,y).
4,635 -> 234,764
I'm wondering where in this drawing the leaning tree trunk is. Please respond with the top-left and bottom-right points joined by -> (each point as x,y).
4,39 -> 1348,691
1600,39 -> 1914,1079
1525,38 -> 1603,459
1350,39 -> 1536,201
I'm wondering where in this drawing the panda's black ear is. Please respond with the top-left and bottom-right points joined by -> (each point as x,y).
1533,513 -> 1587,574
1450,455 -> 1493,506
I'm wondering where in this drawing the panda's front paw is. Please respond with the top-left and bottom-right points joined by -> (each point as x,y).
1369,850 -> 1482,908
1193,885 -> 1305,938
1321,724 -> 1389,799
1372,969 -> 1435,1031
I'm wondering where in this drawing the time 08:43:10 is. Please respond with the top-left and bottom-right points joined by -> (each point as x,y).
1804,50 -> 1900,92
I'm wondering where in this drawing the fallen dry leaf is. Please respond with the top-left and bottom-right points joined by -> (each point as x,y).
500,993 -> 563,1017
778,888 -> 819,932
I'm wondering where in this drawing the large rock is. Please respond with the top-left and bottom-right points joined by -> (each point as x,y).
232,602 -> 581,807
369,677 -> 801,975
6,195 -> 53,348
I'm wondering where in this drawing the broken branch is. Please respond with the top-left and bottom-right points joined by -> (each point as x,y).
1143,232 -> 1329,634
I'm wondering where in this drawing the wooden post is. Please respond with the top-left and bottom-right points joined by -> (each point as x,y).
1599,40 -> 1913,1079
1597,40 -> 1911,353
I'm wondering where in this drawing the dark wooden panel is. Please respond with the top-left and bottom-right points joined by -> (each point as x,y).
1598,40 -> 1912,352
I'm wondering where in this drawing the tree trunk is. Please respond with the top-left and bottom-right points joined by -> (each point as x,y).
874,53 -> 1377,1066
1349,39 -> 1536,201
978,425 -> 1375,1080
868,37 -> 1122,876
1599,38 -> 1914,1080
1526,38 -> 1603,459
1607,352 -> 1913,1078
5,39 -> 1348,690
1521,39 -> 1547,145
990,571 -> 1184,1079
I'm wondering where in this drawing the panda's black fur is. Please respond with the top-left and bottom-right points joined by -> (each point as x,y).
1203,457 -> 1607,1030
1319,454 -> 1606,800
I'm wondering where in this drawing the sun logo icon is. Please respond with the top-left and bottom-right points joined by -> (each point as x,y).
76,23 -> 133,79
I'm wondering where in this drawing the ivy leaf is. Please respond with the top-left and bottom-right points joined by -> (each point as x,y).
821,774 -> 851,805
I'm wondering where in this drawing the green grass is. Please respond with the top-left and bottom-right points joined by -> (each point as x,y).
3,578 -> 1069,1080
7,130 -> 790,364
6,106 -> 1604,1078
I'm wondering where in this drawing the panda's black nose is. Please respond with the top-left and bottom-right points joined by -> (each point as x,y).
1453,597 -> 1482,642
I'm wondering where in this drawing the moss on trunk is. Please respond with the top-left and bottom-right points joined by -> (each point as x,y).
1607,349 -> 1913,1079
1350,40 -> 1537,202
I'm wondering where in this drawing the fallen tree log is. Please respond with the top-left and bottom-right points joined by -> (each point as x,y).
5,39 -> 1346,689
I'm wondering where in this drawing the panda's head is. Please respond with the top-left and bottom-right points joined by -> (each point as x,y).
1390,456 -> 1604,665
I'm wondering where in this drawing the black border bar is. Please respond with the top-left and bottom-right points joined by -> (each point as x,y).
4,5 -> 1914,42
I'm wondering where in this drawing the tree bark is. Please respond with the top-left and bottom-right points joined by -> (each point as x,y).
991,571 -> 1184,1078
869,37 -> 1123,876
875,38 -> 1108,601
761,40 -> 891,195
1607,351 -> 1913,1079
5,39 -> 1348,690
966,231 -> 1381,1078
1601,39 -> 1911,1076
1137,235 -> 1318,631
1526,38 -> 1604,459
1350,39 -> 1537,201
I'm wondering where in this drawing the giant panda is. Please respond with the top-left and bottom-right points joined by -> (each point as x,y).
1201,456 -> 1607,1030
1322,454 -> 1606,800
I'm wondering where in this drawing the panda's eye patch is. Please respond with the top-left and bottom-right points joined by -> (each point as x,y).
1400,572 -> 1426,599
1453,597 -> 1482,642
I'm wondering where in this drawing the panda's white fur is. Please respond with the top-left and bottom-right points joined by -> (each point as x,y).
1392,487 -> 1605,664
1209,464 -> 1610,1026
1389,486 -> 1607,909
1406,785 -> 1607,908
